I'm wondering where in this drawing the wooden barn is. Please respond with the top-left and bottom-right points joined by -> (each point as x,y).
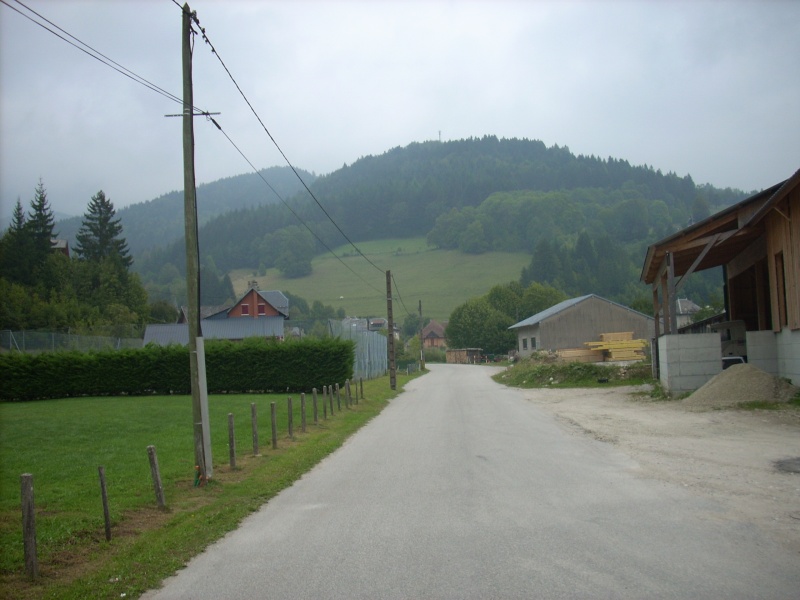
641,167 -> 800,392
509,295 -> 654,357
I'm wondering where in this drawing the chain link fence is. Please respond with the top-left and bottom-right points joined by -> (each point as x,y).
0,330 -> 143,353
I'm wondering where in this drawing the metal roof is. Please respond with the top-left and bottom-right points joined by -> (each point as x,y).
143,316 -> 285,346
509,295 -> 593,329
509,294 -> 652,330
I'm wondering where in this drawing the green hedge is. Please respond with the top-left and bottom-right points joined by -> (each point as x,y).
0,338 -> 355,401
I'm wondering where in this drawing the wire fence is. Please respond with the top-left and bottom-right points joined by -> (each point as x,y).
0,330 -> 144,353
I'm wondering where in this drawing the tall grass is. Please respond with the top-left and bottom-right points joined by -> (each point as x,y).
0,374 -> 414,599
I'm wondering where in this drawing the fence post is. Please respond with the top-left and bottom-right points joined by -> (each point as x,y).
301,393 -> 307,433
98,466 -> 112,541
360,377 -> 364,401
146,445 -> 166,508
271,402 -> 278,450
345,379 -> 352,407
287,397 -> 294,439
228,413 -> 236,469
336,383 -> 341,411
251,403 -> 259,456
312,388 -> 319,424
329,385 -> 335,415
20,473 -> 38,579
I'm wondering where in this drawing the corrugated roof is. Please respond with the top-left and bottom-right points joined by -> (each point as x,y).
143,316 -> 285,346
509,295 -> 593,329
509,294 -> 652,330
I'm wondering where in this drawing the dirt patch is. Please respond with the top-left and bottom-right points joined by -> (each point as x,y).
523,377 -> 800,555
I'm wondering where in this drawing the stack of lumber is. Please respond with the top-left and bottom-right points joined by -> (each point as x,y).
556,348 -> 604,363
584,332 -> 648,361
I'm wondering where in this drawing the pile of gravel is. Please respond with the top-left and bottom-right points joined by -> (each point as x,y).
683,363 -> 799,410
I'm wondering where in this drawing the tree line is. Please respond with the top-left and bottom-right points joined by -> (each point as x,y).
0,181 -> 173,334
131,137 -> 746,309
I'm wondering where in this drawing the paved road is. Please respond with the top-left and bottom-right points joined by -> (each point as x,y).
143,364 -> 800,599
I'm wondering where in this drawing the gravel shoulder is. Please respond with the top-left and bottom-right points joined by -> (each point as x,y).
522,384 -> 800,556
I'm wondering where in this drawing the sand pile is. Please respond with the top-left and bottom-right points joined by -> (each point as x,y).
683,363 -> 799,410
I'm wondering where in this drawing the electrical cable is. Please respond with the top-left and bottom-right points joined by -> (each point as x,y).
208,116 -> 386,298
182,6 -> 388,276
2,0 -> 191,109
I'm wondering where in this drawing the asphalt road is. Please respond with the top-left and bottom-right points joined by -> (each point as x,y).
143,364 -> 800,599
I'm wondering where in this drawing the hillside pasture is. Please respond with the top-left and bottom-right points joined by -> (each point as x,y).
230,238 -> 531,321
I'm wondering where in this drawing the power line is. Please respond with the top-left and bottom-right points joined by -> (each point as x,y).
207,116 -> 386,298
3,0 -> 185,109
182,4 -> 420,317
182,6 -> 388,276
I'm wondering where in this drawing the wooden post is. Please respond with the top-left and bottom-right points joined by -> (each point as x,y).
98,467 -> 111,541
270,402 -> 278,450
301,393 -> 307,433
287,397 -> 294,439
419,299 -> 426,371
323,387 -> 328,419
20,473 -> 37,579
360,377 -> 363,401
335,383 -> 341,411
147,445 -> 166,509
345,379 -> 351,408
312,388 -> 319,424
386,270 -> 397,390
228,413 -> 236,469
329,385 -> 334,415
251,403 -> 259,456
182,1 -> 207,481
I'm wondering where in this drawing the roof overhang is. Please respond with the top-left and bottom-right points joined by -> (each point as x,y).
639,173 -> 798,285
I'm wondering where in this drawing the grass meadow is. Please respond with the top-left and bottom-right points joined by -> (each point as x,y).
0,373 -> 415,599
229,237 -> 531,321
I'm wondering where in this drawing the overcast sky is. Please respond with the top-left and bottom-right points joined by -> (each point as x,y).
1,0 -> 799,224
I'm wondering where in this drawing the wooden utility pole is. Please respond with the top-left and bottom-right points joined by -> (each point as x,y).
386,271 -> 396,390
182,3 -> 209,479
418,300 -> 425,371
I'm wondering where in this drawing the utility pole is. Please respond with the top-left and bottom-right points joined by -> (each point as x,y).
182,3 -> 211,480
418,300 -> 425,371
386,271 -> 396,390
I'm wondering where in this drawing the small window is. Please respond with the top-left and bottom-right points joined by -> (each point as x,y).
531,337 -> 537,349
257,304 -> 266,316
522,338 -> 528,351
241,304 -> 250,316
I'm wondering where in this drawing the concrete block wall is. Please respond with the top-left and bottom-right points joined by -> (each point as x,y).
658,333 -> 721,395
746,330 -> 778,376
776,329 -> 800,386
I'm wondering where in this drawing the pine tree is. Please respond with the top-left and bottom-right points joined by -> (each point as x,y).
27,179 -> 57,269
0,199 -> 31,284
75,190 -> 132,268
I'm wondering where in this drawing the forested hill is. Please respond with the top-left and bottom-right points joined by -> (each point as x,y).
56,166 -> 314,256
136,136 -> 751,306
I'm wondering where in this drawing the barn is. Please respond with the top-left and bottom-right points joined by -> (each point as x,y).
509,294 -> 654,357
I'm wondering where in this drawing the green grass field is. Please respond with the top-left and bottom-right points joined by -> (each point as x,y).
0,374 -> 414,599
229,238 -> 531,321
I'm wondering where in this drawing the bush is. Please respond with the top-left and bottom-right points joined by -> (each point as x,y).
0,338 -> 355,401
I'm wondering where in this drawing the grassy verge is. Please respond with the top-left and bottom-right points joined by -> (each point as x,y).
0,373 -> 418,599
494,353 -> 654,389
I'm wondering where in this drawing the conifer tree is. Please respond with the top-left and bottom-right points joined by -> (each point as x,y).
26,179 -> 57,269
0,199 -> 30,284
75,190 -> 132,268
